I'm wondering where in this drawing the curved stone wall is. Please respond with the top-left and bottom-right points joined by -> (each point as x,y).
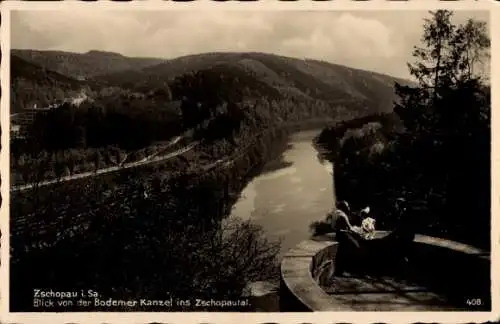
280,232 -> 490,312
410,234 -> 491,310
279,234 -> 340,311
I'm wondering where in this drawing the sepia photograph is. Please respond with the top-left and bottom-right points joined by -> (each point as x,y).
2,4 -> 494,318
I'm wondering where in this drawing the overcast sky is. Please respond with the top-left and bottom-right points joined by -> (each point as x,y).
11,10 -> 489,80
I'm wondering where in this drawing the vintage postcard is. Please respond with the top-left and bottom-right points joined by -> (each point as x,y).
0,1 -> 498,323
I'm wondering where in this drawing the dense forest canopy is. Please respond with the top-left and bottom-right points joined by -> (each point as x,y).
10,49 -> 412,185
316,10 -> 490,250
10,55 -> 96,113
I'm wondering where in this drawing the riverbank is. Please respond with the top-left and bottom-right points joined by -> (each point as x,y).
10,121 -> 332,312
230,128 -> 336,311
314,112 -> 490,251
229,129 -> 335,257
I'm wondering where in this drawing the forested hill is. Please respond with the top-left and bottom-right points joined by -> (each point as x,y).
13,50 -> 413,116
96,52 -> 412,114
10,55 -> 95,113
11,49 -> 166,79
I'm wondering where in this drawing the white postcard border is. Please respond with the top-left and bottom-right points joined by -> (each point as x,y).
1,1 -> 498,323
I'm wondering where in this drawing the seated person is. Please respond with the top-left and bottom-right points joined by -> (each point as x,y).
328,201 -> 365,275
330,201 -> 414,276
326,200 -> 353,232
327,202 -> 375,239
351,206 -> 376,239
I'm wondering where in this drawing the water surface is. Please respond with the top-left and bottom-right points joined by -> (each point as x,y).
230,129 -> 335,258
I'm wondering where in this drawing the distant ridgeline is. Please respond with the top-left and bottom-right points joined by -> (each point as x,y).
10,49 -> 409,144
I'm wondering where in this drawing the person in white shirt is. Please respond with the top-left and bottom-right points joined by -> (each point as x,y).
359,206 -> 376,239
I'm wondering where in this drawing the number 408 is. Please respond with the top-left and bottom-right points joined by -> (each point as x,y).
466,299 -> 483,306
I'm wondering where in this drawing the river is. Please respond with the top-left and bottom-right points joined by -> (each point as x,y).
230,129 -> 335,259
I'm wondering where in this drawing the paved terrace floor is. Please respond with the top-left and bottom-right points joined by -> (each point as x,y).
320,271 -> 458,311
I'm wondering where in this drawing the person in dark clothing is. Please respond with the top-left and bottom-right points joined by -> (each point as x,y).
331,199 -> 415,276
330,200 -> 365,276
373,202 -> 415,270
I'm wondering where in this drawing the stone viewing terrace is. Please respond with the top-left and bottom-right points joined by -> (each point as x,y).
280,232 -> 491,312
